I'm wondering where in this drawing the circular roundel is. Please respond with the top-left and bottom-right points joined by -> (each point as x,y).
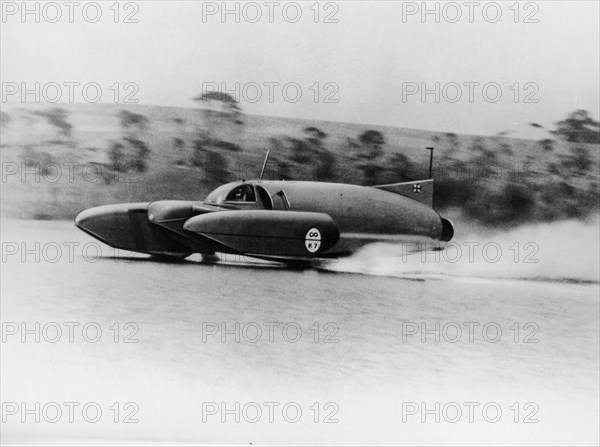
305,228 -> 322,253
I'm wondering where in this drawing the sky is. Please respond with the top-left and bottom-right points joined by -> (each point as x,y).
1,0 -> 599,138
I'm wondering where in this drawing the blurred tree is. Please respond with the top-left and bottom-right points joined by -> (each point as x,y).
108,142 -> 126,172
358,130 -> 386,159
119,110 -> 149,138
123,137 -> 150,173
498,182 -> 536,223
194,91 -> 237,107
204,150 -> 229,184
0,111 -> 11,128
273,159 -> 291,181
191,140 -> 205,168
444,132 -> 459,150
552,110 -> 600,144
107,138 -> 150,173
345,136 -> 360,150
304,126 -> 328,146
498,142 -> 513,156
193,91 -> 241,120
538,138 -> 555,151
380,152 -> 414,183
560,146 -> 592,176
228,103 -> 244,125
173,137 -> 185,151
33,108 -> 72,139
287,137 -> 312,164
313,149 -> 337,181
358,161 -> 385,185
20,145 -> 55,175
192,91 -> 244,141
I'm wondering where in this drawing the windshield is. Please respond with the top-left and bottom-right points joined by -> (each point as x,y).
225,185 -> 256,202
205,183 -> 256,204
205,184 -> 235,204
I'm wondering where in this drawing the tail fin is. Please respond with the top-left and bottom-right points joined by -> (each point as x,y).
372,179 -> 434,207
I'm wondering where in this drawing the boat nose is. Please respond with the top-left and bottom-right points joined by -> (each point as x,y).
74,203 -> 149,248
74,207 -> 101,229
74,202 -> 193,256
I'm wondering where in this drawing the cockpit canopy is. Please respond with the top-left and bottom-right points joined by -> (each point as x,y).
205,182 -> 267,206
227,184 -> 256,202
205,183 -> 256,204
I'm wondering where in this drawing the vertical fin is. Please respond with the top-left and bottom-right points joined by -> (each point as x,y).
372,179 -> 434,207
372,146 -> 436,207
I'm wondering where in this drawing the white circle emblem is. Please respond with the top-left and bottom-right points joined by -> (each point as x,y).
305,228 -> 321,253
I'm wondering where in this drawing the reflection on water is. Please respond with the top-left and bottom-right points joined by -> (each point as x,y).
1,220 -> 599,445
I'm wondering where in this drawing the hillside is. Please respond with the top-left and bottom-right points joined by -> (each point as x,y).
1,103 -> 598,227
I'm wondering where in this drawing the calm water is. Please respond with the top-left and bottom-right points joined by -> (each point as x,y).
1,220 -> 599,445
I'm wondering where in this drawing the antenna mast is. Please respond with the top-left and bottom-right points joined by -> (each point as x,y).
259,149 -> 271,180
426,147 -> 434,179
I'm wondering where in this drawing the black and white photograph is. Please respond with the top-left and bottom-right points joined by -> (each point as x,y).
1,1 -> 599,445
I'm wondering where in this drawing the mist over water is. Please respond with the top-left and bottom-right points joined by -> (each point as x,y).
328,216 -> 600,283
